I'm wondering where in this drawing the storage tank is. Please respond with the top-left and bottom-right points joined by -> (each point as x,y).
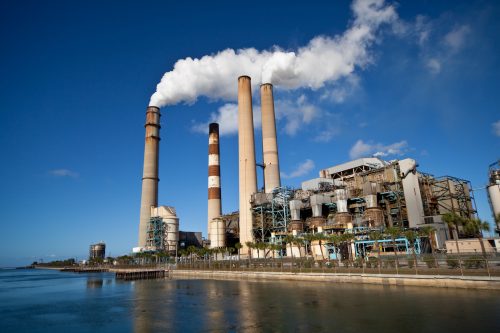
210,217 -> 226,248
151,206 -> 179,253
487,161 -> 500,231
89,242 -> 106,260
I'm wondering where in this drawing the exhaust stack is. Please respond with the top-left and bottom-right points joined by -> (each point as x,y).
138,106 -> 161,247
238,76 -> 257,250
208,123 -> 225,248
260,83 -> 281,193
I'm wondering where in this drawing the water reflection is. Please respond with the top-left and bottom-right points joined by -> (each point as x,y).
86,278 -> 103,289
129,276 -> 500,333
133,279 -> 177,333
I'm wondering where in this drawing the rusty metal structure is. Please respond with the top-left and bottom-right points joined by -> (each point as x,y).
242,157 -> 476,251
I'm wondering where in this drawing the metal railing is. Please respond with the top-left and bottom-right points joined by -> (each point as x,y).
173,253 -> 500,278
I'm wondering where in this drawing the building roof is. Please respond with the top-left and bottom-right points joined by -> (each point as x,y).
322,158 -> 388,176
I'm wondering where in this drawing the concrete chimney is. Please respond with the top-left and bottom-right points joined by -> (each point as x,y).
260,83 -> 281,193
238,76 -> 257,250
138,106 -> 160,248
208,123 -> 225,248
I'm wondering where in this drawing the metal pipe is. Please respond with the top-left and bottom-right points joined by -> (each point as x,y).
260,83 -> 281,193
238,76 -> 257,250
138,106 -> 160,248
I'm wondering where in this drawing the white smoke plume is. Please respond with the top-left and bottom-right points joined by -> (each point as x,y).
149,0 -> 398,107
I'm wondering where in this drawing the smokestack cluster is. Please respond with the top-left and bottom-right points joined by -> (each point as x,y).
237,76 -> 282,251
138,106 -> 161,247
207,123 -> 225,248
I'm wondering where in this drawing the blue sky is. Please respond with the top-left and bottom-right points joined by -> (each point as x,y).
1,0 -> 499,266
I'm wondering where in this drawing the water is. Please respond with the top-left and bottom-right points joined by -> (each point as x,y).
1,269 -> 499,332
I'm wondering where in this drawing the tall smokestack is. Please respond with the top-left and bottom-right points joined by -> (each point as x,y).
238,76 -> 257,250
260,83 -> 281,193
208,123 -> 225,248
138,106 -> 160,248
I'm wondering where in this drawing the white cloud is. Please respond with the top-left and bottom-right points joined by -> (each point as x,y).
412,18 -> 471,74
313,113 -> 343,143
493,120 -> 500,137
444,25 -> 471,52
149,0 -> 398,107
320,74 -> 360,103
349,140 -> 408,159
426,58 -> 441,74
275,95 -> 319,136
414,15 -> 432,46
281,159 -> 315,179
191,103 -> 261,136
49,169 -> 79,178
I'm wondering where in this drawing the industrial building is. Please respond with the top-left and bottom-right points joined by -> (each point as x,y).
136,74 -> 497,259
209,75 -> 484,259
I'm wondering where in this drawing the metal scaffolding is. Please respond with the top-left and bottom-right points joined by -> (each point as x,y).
420,173 -> 476,218
251,187 -> 294,243
146,216 -> 165,251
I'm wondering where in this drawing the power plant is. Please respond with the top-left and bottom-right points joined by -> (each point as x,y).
135,75 -> 499,258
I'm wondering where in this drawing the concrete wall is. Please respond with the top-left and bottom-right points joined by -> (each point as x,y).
171,270 -> 500,290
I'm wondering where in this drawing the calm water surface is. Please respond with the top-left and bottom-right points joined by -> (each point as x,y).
1,269 -> 499,332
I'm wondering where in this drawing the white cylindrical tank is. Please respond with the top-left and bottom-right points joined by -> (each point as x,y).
210,217 -> 226,248
487,161 -> 500,230
164,217 -> 179,253
488,185 -> 500,226
151,206 -> 179,253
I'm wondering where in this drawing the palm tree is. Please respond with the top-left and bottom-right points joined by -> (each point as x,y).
292,237 -> 305,259
283,235 -> 295,260
245,241 -> 254,261
385,227 -> 402,270
313,233 -> 328,261
418,226 -> 436,253
235,242 -> 242,261
463,218 -> 490,259
442,213 -> 464,256
404,230 -> 419,271
341,233 -> 355,263
368,230 -> 383,265
329,234 -> 342,266
187,245 -> 197,265
302,234 -> 315,260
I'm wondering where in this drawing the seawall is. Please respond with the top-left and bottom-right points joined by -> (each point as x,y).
170,270 -> 500,290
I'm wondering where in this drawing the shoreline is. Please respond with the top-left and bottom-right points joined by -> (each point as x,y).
170,269 -> 500,290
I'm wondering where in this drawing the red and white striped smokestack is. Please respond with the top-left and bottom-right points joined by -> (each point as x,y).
138,106 -> 160,248
260,83 -> 281,193
238,76 -> 257,251
208,123 -> 225,248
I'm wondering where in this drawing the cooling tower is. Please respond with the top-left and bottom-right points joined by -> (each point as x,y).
238,76 -> 257,250
208,123 -> 225,248
260,83 -> 281,193
138,106 -> 160,248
